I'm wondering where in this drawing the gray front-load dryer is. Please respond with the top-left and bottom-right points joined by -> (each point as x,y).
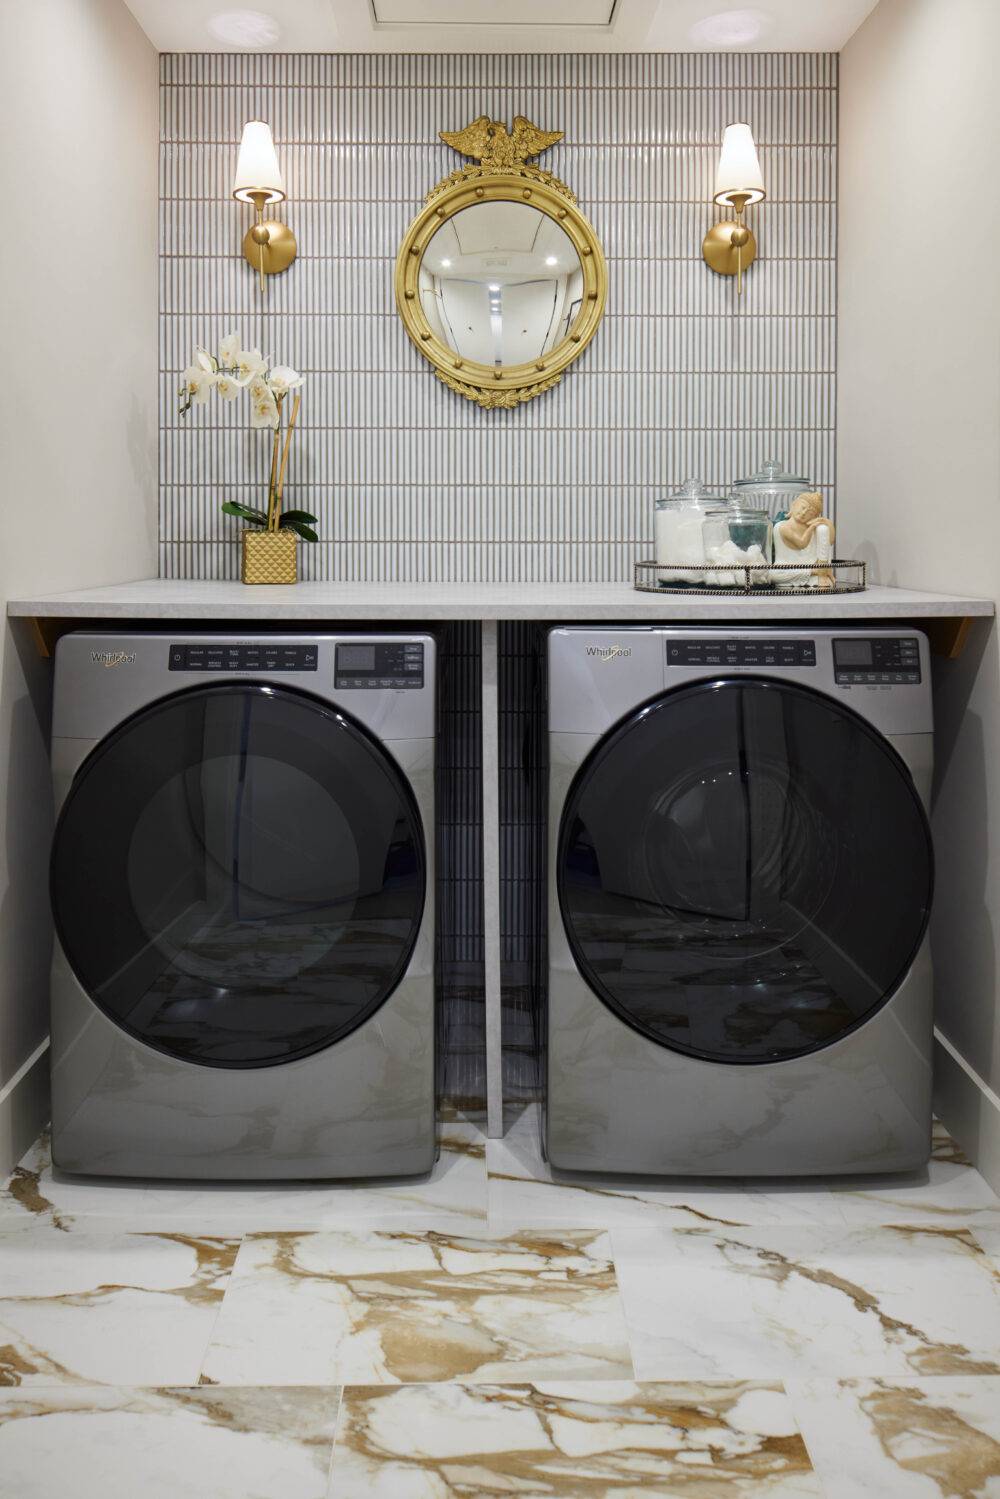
547,626 -> 935,1176
49,632 -> 436,1180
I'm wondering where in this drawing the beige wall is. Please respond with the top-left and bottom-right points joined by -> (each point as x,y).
840,0 -> 1000,1185
0,0 -> 158,1171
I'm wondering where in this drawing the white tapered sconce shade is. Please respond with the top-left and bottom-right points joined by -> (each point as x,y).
714,122 -> 765,206
703,123 -> 764,296
233,120 -> 285,204
232,120 -> 295,292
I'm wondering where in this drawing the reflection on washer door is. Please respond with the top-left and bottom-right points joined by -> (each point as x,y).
51,684 -> 425,1068
558,679 -> 934,1065
420,202 -> 584,367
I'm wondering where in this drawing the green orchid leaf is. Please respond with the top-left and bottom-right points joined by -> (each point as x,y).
278,509 -> 319,524
221,501 -> 270,525
281,520 -> 319,542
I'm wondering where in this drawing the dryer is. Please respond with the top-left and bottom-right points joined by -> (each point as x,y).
547,626 -> 935,1176
49,631 -> 435,1180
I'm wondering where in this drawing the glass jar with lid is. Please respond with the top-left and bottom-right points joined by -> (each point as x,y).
733,458 -> 812,521
654,479 -> 729,585
702,505 -> 773,588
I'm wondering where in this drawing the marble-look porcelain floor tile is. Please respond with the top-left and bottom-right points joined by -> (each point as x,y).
0,1228 -> 239,1386
327,1379 -> 823,1497
488,1105 -> 851,1231
971,1224 -> 1000,1271
786,1376 -> 1000,1497
201,1228 -> 633,1386
0,1120 -> 487,1236
0,1385 -> 340,1499
827,1122 -> 1000,1229
612,1223 -> 1000,1382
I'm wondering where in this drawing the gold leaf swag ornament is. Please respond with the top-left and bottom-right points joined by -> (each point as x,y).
436,369 -> 563,409
428,115 -> 575,202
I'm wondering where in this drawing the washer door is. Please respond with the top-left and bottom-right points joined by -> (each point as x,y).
557,678 -> 933,1064
51,683 -> 426,1068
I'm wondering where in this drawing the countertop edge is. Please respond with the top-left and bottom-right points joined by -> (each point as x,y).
6,581 -> 996,623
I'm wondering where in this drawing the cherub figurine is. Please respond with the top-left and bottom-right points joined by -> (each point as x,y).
772,491 -> 835,589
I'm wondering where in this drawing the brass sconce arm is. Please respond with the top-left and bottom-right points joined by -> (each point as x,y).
242,190 -> 297,293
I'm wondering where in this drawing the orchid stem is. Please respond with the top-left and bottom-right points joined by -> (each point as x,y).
266,395 -> 284,531
273,392 -> 301,531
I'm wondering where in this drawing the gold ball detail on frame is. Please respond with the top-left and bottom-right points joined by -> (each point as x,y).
394,116 -> 607,410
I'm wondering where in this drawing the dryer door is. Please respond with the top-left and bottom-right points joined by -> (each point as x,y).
557,678 -> 933,1064
51,683 -> 426,1067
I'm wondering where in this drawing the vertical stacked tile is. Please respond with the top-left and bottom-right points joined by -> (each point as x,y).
159,50 -> 838,583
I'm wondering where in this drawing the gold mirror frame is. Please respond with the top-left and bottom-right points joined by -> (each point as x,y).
395,117 -> 608,409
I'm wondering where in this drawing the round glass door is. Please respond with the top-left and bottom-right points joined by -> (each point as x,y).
51,683 -> 426,1068
558,679 -> 933,1064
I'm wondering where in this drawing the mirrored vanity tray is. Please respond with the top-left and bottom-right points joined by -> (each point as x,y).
635,559 -> 867,595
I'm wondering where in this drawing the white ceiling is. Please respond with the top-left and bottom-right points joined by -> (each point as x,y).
123,0 -> 882,53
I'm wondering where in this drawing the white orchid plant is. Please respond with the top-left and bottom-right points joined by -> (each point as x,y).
179,331 -> 317,541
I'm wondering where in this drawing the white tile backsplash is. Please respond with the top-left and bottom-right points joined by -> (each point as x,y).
159,50 -> 836,583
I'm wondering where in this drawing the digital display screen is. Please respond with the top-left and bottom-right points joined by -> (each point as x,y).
338,645 -> 376,672
834,640 -> 874,667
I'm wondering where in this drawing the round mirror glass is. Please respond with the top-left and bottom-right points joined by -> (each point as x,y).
419,201 -> 585,368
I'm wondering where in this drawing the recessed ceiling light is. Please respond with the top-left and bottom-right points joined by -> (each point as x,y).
545,256 -> 558,266
689,8 -> 773,46
207,10 -> 281,48
441,259 -> 452,268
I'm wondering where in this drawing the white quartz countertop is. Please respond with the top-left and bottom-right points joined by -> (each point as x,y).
6,579 -> 995,622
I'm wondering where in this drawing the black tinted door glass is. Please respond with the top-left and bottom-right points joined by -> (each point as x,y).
51,684 -> 425,1067
558,679 -> 932,1063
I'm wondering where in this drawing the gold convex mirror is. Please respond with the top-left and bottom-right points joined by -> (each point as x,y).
395,117 -> 608,409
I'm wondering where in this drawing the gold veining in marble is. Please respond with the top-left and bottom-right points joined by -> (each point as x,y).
5,1135 -> 70,1233
0,1231 -> 241,1387
932,1120 -> 972,1167
331,1379 -> 821,1495
860,1382 -> 1000,1495
710,1227 -> 1000,1376
200,1228 -> 632,1386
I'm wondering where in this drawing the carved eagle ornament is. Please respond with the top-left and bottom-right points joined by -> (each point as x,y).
439,115 -> 563,169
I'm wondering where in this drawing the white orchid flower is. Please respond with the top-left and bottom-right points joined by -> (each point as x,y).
214,373 -> 243,401
181,365 -> 215,404
195,346 -> 217,374
235,347 -> 268,383
249,376 -> 279,429
219,331 -> 242,370
268,364 -> 304,397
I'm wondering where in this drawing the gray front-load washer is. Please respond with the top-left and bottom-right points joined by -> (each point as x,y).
547,626 -> 935,1175
49,631 -> 436,1180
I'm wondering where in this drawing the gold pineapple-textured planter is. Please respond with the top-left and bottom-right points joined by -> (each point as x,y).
241,528 -> 298,585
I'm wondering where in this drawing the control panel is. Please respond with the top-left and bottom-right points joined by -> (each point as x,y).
833,636 -> 921,685
335,641 -> 424,689
169,642 -> 317,672
667,637 -> 817,668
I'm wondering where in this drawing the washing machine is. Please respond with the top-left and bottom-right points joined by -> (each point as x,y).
547,626 -> 935,1175
49,631 -> 435,1180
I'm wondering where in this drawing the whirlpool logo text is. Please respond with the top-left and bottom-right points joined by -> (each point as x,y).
586,646 -> 632,662
91,651 -> 136,669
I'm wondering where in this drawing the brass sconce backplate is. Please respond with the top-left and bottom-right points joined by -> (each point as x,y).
702,220 -> 757,278
242,219 -> 297,278
395,117 -> 607,409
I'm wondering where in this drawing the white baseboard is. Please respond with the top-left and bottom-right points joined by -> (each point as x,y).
0,1038 -> 49,1178
934,1029 -> 1000,1194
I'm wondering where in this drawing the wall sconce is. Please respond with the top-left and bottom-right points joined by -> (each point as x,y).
233,120 -> 297,292
702,123 -> 765,296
